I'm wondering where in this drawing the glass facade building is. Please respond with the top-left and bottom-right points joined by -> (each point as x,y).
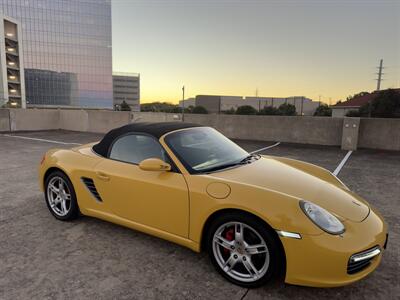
113,73 -> 140,112
0,0 -> 112,108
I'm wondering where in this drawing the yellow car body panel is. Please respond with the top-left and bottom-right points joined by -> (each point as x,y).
38,130 -> 388,287
92,157 -> 189,238
39,143 -> 199,252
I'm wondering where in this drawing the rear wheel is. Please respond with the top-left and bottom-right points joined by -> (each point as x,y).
206,212 -> 282,288
45,171 -> 79,220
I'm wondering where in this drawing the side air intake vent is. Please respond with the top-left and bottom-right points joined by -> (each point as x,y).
81,177 -> 102,202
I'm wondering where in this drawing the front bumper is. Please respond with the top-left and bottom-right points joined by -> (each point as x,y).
280,208 -> 388,287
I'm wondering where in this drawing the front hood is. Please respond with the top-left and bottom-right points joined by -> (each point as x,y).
209,156 -> 369,222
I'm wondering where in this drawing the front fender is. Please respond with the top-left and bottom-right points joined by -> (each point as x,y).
187,175 -> 324,245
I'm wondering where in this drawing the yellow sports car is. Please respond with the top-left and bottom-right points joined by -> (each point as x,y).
39,122 -> 388,288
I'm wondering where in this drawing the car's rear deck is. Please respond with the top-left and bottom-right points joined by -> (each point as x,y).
0,130 -> 398,299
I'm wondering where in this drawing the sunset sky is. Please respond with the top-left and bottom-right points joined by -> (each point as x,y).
112,0 -> 400,104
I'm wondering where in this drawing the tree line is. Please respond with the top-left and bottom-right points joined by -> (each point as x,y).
345,89 -> 400,118
138,102 -> 312,116
120,89 -> 399,118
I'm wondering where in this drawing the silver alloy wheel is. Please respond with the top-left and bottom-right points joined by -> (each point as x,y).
47,176 -> 71,217
212,221 -> 270,283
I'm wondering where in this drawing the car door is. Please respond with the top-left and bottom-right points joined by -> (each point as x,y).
93,133 -> 189,238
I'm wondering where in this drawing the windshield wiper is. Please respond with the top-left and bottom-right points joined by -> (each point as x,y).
238,154 -> 261,164
203,154 -> 260,173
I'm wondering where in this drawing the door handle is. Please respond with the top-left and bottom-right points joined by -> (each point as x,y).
96,171 -> 110,182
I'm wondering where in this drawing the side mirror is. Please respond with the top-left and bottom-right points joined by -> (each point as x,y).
139,158 -> 171,172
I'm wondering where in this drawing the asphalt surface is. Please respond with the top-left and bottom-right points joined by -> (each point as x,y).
0,130 -> 398,300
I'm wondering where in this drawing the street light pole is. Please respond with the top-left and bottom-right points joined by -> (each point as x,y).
182,85 -> 185,122
301,96 -> 304,116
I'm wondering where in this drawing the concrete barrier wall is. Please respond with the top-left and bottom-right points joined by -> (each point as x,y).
0,109 -> 10,131
87,110 -> 131,133
1,108 -> 399,151
9,109 -> 60,131
132,111 -> 181,123
185,114 -> 343,145
358,118 -> 400,151
59,110 -> 89,132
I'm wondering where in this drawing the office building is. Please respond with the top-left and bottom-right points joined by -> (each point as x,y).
113,73 -> 140,111
0,0 -> 112,108
0,14 -> 25,108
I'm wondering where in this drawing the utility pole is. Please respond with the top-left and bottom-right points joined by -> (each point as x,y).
256,88 -> 260,111
376,59 -> 384,91
181,85 -> 185,122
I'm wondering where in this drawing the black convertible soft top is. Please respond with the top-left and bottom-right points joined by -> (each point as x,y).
92,122 -> 203,157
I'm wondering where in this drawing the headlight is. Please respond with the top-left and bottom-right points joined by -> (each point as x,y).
300,200 -> 345,235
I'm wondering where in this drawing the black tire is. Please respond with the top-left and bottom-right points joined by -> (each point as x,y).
206,211 -> 283,288
44,170 -> 80,221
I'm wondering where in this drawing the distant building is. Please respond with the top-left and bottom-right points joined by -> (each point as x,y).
0,15 -> 25,108
179,97 -> 195,108
0,0 -> 112,108
331,89 -> 400,117
195,95 -> 222,113
113,73 -> 140,111
180,94 -> 320,115
25,69 -> 78,106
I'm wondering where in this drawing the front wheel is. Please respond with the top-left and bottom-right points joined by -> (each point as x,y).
45,170 -> 79,220
206,212 -> 283,288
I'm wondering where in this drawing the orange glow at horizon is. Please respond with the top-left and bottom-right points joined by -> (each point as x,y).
112,1 -> 399,106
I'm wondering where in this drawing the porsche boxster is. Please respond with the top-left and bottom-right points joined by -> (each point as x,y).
38,122 -> 388,288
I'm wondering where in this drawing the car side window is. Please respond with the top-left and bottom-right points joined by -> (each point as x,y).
109,134 -> 166,165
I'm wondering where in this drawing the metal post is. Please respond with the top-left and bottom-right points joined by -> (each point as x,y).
181,85 -> 185,122
256,88 -> 260,112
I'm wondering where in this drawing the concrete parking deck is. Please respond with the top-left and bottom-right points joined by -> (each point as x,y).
0,131 -> 398,299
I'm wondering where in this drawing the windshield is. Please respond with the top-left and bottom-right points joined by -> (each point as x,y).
164,127 -> 250,173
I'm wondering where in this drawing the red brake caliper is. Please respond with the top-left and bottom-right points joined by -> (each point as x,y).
223,228 -> 234,254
